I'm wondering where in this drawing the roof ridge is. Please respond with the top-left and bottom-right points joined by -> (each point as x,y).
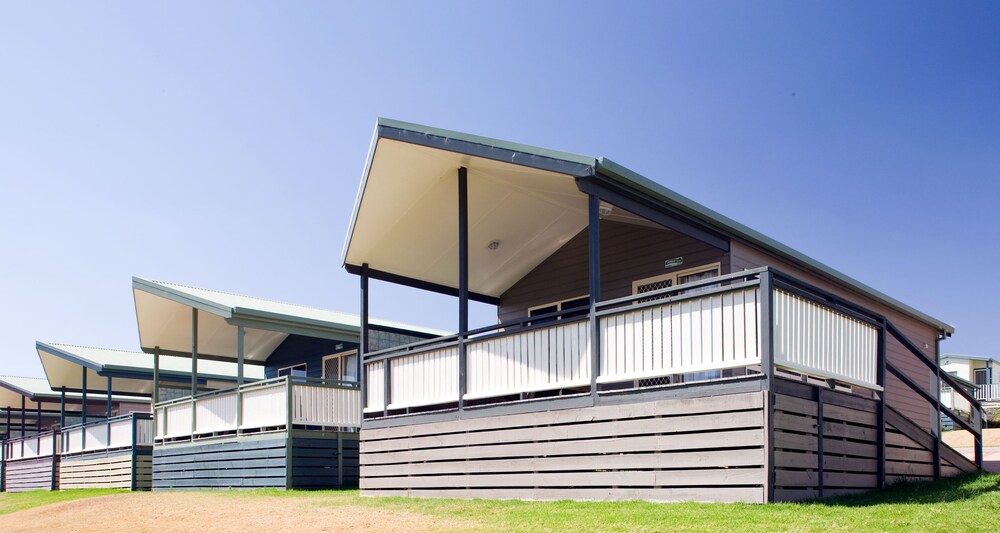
150,279 -> 359,317
0,375 -> 46,380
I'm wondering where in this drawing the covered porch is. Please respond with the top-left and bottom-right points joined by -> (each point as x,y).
131,278 -> 432,488
343,119 -> 982,502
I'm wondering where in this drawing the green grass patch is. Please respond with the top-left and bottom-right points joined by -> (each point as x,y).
0,488 -> 125,515
4,473 -> 999,531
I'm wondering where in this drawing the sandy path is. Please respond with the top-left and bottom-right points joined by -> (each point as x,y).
0,492 -> 473,533
942,427 -> 1000,448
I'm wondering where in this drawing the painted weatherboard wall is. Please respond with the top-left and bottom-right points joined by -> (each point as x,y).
265,329 -> 437,380
498,220 -> 727,323
729,240 -> 941,433
4,456 -> 59,492
360,391 -> 767,503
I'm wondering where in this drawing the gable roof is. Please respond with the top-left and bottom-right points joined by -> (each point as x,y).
0,374 -> 146,410
133,277 -> 447,362
342,118 -> 953,334
37,342 -> 265,395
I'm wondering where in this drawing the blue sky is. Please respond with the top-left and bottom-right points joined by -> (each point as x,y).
1,2 -> 997,377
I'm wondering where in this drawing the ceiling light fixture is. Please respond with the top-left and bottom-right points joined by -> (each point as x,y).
487,240 -> 501,250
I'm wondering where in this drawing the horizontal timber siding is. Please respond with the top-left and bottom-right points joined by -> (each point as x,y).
361,391 -> 766,503
4,456 -> 57,492
153,431 -> 358,490
771,378 -> 972,502
499,220 -> 726,323
60,449 -> 152,490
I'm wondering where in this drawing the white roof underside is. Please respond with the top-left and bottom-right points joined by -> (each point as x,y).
0,375 -> 144,409
345,138 -> 592,298
37,343 -> 265,395
134,278 -> 445,362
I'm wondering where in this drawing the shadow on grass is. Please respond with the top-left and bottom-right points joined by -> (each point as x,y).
820,471 -> 1000,506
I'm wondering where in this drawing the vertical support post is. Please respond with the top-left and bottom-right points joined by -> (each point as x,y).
237,325 -> 245,431
153,346 -> 160,405
20,396 -> 25,454
457,167 -> 469,411
36,401 -> 42,434
81,367 -> 87,448
975,408 -> 984,469
588,194 -> 602,399
191,307 -> 199,436
759,269 -> 775,502
130,414 -> 138,491
876,320 -> 887,489
816,386 -> 825,498
360,263 -> 370,415
285,376 -> 294,489
933,334 -> 943,480
59,388 -> 66,428
107,376 -> 113,445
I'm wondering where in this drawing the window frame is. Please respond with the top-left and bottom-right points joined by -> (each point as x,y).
631,262 -> 722,295
322,350 -> 359,383
276,363 -> 307,378
527,294 -> 590,324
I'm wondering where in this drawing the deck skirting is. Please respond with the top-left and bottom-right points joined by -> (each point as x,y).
4,455 -> 58,492
360,391 -> 768,503
152,430 -> 359,490
60,448 -> 152,490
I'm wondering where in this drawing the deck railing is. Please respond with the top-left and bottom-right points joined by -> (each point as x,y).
3,429 -> 58,461
60,412 -> 154,455
975,384 -> 1000,402
154,376 -> 360,441
363,267 -> 885,416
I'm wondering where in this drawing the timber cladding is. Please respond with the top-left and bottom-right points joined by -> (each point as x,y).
152,431 -> 359,490
360,391 -> 767,503
60,449 -> 152,490
771,379 -> 974,502
4,456 -> 58,492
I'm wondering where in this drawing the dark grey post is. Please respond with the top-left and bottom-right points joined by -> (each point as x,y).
107,376 -> 113,444
81,367 -> 88,426
153,346 -> 160,405
36,401 -> 41,433
588,194 -> 601,397
59,388 -> 65,427
934,334 -> 942,480
191,307 -> 199,435
816,386 -> 825,498
759,269 -> 775,502
237,325 -> 245,430
191,308 -> 199,397
360,263 -> 370,414
876,320 -> 887,489
457,167 -> 469,410
975,408 -> 984,469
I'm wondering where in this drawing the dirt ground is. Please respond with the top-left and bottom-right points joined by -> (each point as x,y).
942,427 -> 1000,448
0,492 -> 473,533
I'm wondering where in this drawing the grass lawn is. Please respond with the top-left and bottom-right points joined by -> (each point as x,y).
2,473 -> 998,531
237,472 -> 1000,532
0,488 -> 125,515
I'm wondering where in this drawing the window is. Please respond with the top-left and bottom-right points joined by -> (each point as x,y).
277,363 -> 307,378
632,263 -> 721,298
323,351 -> 358,382
528,295 -> 590,325
974,368 -> 989,386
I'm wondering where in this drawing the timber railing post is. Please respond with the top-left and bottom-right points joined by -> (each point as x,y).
974,408 -> 984,469
587,194 -> 601,400
876,319 -> 887,489
457,167 -> 469,411
934,333 -> 943,480
759,269 -> 775,503
130,414 -> 138,491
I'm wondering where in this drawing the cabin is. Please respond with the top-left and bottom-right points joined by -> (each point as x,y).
131,277 -> 442,489
940,354 -> 999,419
0,375 -> 145,492
341,119 -> 984,503
35,342 -> 257,490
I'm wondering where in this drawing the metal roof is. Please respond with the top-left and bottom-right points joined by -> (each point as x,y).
37,342 -> 266,394
941,353 -> 998,363
0,375 -> 146,409
343,118 -> 954,335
